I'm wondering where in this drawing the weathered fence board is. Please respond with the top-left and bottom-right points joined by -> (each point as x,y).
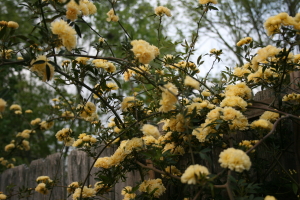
0,153 -> 65,200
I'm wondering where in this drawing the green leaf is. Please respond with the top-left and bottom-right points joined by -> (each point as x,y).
46,64 -> 51,81
292,183 -> 298,194
74,24 -> 82,38
0,26 -> 7,39
32,60 -> 46,65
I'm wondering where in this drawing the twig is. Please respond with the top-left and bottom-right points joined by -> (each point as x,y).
136,161 -> 181,180
246,116 -> 290,154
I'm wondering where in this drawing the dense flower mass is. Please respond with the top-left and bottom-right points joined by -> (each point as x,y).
139,179 -> 166,198
219,148 -> 251,172
51,19 -> 77,51
72,186 -> 96,200
141,124 -> 161,139
55,128 -> 74,146
66,0 -> 97,21
264,12 -> 300,36
121,186 -> 136,200
131,40 -> 159,64
181,164 -> 210,184
35,183 -> 49,195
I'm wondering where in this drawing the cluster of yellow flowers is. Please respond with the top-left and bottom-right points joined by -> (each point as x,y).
55,128 -> 74,146
138,178 -> 166,198
234,39 -> 300,83
92,59 -> 117,73
154,6 -> 171,17
0,157 -> 15,169
264,12 -> 300,36
0,20 -> 19,29
4,139 -> 30,152
39,120 -> 54,130
94,137 -> 144,169
35,176 -> 53,195
251,119 -> 273,131
30,55 -> 55,82
66,0 -> 97,21
72,186 -> 96,200
0,49 -> 14,59
131,40 -> 159,64
67,181 -> 109,199
106,9 -> 119,22
158,82 -> 178,113
282,93 -> 300,103
78,101 -> 99,122
218,148 -> 251,172
239,140 -> 259,150
9,104 -> 22,114
93,82 -> 119,98
260,111 -> 280,122
16,129 -> 33,139
236,37 -> 252,46
141,124 -> 161,139
72,133 -> 97,147
121,96 -> 141,112
174,61 -> 199,72
164,165 -> 182,177
123,64 -> 151,81
181,164 -> 210,184
51,19 -> 77,51
121,186 -> 136,200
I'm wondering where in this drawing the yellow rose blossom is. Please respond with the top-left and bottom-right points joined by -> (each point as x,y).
181,164 -> 210,184
67,182 -> 80,194
4,143 -> 15,152
35,183 -> 49,195
131,40 -> 159,64
51,19 -> 77,51
155,6 -> 171,17
7,21 -> 19,29
72,186 -> 96,200
106,9 -> 119,22
236,37 -> 252,46
141,124 -> 161,139
219,148 -> 251,172
184,76 -> 200,90
251,119 -> 273,130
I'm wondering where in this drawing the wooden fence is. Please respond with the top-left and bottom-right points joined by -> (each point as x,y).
0,145 -> 142,200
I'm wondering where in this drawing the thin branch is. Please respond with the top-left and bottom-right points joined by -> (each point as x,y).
246,116 -> 290,154
136,161 -> 181,180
